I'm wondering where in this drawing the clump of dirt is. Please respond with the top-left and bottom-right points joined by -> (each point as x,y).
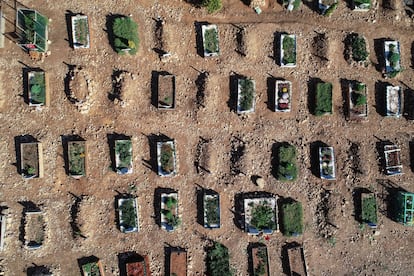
195,71 -> 208,109
66,65 -> 94,113
154,17 -> 167,57
314,189 -> 339,240
108,70 -> 133,107
70,194 -> 86,240
235,26 -> 247,57
312,32 -> 329,64
348,141 -> 363,177
230,136 -> 246,176
194,137 -> 211,174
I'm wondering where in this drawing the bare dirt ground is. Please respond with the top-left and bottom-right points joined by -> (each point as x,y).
0,0 -> 414,275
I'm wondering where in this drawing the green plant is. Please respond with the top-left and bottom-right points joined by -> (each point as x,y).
29,73 -> 46,104
354,93 -> 367,106
206,242 -> 231,276
120,199 -> 137,230
115,140 -> 132,169
202,0 -> 223,13
205,196 -> 220,226
282,36 -> 296,65
82,262 -> 101,276
253,246 -> 268,276
250,201 -> 276,231
362,195 -> 377,224
68,142 -> 86,175
203,27 -> 219,54
26,165 -> 36,176
239,78 -> 255,111
277,144 -> 297,181
324,2 -> 338,16
293,0 -> 302,9
327,236 -> 336,246
74,17 -> 89,46
315,82 -> 332,116
281,201 -> 303,236
112,16 -> 139,55
160,143 -> 175,173
163,196 -> 180,228
350,35 -> 368,62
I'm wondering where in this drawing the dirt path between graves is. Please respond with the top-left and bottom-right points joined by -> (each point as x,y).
0,0 -> 414,275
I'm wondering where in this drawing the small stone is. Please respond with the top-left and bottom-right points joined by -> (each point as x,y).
256,177 -> 265,188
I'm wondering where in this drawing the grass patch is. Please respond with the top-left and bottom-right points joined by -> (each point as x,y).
119,199 -> 137,230
238,78 -> 255,112
206,242 -> 232,276
202,0 -> 223,13
282,36 -> 296,65
29,72 -> 46,105
68,142 -> 86,176
315,82 -> 332,116
160,143 -> 175,174
115,140 -> 132,170
112,16 -> 139,55
205,195 -> 220,227
281,201 -> 303,236
350,35 -> 368,62
277,144 -> 297,181
203,27 -> 219,55
362,195 -> 377,224
250,201 -> 276,231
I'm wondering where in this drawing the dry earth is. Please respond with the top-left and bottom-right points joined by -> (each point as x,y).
0,0 -> 413,275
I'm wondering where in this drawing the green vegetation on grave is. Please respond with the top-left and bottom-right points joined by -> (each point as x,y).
119,199 -> 137,230
362,195 -> 377,224
73,17 -> 89,46
352,83 -> 367,106
282,36 -> 296,65
277,144 -> 298,181
202,0 -> 223,13
206,242 -> 232,276
238,78 -> 255,111
203,28 -> 219,54
115,140 -> 132,169
18,10 -> 48,51
354,0 -> 371,8
112,16 -> 139,55
350,35 -> 368,62
160,143 -> 175,174
250,201 -> 276,231
388,44 -> 400,70
82,261 -> 101,276
205,195 -> 220,226
29,72 -> 46,105
162,196 -> 180,228
68,142 -> 86,176
253,246 -> 268,276
324,2 -> 338,16
281,201 -> 303,236
315,82 -> 333,116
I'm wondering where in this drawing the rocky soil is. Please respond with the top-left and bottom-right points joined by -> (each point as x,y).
0,0 -> 413,275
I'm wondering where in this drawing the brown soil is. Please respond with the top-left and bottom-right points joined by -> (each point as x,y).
20,143 -> 40,177
287,246 -> 307,276
251,245 -> 269,276
126,257 -> 151,276
0,0 -> 414,275
169,249 -> 187,276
